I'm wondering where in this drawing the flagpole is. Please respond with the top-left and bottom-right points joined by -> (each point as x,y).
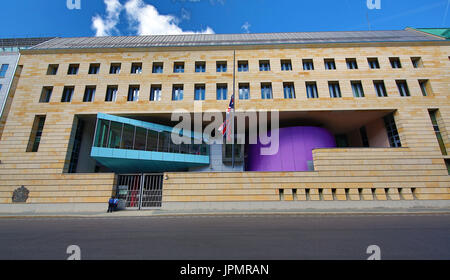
232,49 -> 236,168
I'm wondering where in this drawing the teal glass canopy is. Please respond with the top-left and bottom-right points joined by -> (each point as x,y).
91,113 -> 209,173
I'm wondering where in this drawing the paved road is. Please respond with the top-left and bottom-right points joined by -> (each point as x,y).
0,214 -> 449,260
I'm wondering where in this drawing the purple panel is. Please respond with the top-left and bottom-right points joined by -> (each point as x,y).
246,126 -> 336,172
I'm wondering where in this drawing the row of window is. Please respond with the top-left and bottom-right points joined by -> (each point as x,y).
39,79 -> 431,103
45,56 -> 424,76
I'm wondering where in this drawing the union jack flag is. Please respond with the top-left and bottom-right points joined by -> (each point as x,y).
218,95 -> 234,141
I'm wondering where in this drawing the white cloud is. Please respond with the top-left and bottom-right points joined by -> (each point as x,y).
92,0 -> 215,36
124,0 -> 214,35
92,0 -> 123,36
241,22 -> 251,34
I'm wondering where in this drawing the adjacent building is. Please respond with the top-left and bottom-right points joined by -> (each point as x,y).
0,28 -> 449,212
0,38 -> 54,140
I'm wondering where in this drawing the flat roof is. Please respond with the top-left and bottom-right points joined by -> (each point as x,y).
29,29 -> 444,51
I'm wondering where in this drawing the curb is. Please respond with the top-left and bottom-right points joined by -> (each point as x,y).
1,209 -> 450,219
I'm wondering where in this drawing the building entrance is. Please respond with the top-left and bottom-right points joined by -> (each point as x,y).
116,174 -> 163,209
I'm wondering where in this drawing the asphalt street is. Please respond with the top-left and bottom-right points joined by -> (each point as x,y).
0,214 -> 449,260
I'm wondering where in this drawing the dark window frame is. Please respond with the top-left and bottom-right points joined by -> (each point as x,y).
109,63 -> 121,74
39,86 -> 53,103
194,84 -> 206,101
67,64 -> 79,75
83,86 -> 96,102
105,85 -> 118,102
26,115 -> 46,152
61,86 -> 74,102
88,63 -> 100,74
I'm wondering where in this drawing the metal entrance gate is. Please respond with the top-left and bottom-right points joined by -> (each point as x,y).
116,174 -> 163,209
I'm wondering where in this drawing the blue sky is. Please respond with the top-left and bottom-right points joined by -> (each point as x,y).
0,0 -> 449,38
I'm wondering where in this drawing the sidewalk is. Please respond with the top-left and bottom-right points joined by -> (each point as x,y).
1,207 -> 450,219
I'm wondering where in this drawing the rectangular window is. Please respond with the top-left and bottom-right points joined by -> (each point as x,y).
173,62 -> 185,73
324,59 -> 336,70
105,86 -> 118,102
195,61 -> 206,73
146,129 -> 159,152
88,63 -> 100,74
306,82 -> 318,98
216,84 -> 228,100
83,86 -> 96,102
368,58 -> 380,69
346,58 -> 358,69
47,64 -> 58,75
134,126 -> 146,151
93,119 -> 110,148
26,115 -> 46,152
61,86 -> 74,102
281,60 -> 292,71
39,87 -> 53,103
110,63 -> 121,74
131,63 -> 142,74
429,110 -> 447,155
67,64 -> 79,75
360,126 -> 369,147
384,114 -> 402,148
238,61 -> 248,72
194,84 -> 205,101
121,123 -> 134,150
303,59 -> 314,70
259,60 -> 270,71
108,121 -> 123,149
374,81 -> 387,97
239,83 -> 250,100
152,62 -> 163,73
68,119 -> 84,173
216,61 -> 227,72
261,83 -> 273,99
127,85 -> 140,101
419,79 -> 431,96
351,81 -> 365,97
411,57 -> 423,68
0,64 -> 9,77
390,57 -> 402,69
283,82 -> 295,99
150,85 -> 162,101
328,82 -> 341,98
172,85 -> 184,101
396,80 -> 410,97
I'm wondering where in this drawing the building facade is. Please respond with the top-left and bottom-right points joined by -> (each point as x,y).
0,29 -> 449,212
